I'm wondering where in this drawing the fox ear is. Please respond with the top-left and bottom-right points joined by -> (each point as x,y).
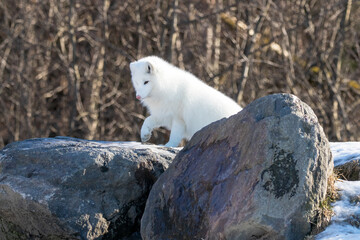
146,62 -> 154,74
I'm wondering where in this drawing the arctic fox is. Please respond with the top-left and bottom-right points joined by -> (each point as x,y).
130,56 -> 242,147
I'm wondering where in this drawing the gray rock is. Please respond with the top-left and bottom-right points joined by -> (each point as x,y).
0,184 -> 73,240
141,93 -> 333,240
0,137 -> 178,239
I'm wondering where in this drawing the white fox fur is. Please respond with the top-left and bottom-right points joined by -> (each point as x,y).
130,56 -> 242,147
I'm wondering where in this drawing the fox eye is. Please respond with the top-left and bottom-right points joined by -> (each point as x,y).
144,81 -> 149,85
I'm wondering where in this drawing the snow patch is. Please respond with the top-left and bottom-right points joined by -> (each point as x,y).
316,143 -> 360,239
330,142 -> 360,167
316,224 -> 360,240
316,181 -> 360,240
95,140 -> 181,157
53,137 -> 181,157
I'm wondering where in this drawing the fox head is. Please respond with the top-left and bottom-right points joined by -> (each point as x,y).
130,59 -> 157,101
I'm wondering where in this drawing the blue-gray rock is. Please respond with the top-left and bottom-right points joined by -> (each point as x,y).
0,137 -> 178,239
141,93 -> 333,240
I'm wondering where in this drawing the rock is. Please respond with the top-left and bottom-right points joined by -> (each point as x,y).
141,93 -> 333,240
0,184 -> 73,240
0,137 -> 179,239
335,160 -> 360,181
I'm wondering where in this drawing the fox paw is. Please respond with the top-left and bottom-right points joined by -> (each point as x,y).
141,128 -> 152,142
141,133 -> 151,142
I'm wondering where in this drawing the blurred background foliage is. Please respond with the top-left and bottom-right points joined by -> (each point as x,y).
0,0 -> 359,148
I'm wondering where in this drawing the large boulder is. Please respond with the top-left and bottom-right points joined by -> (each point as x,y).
0,137 -> 179,239
141,93 -> 333,240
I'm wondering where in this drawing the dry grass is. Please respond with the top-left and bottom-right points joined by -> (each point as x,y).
309,173 -> 339,237
0,0 -> 359,148
335,160 -> 360,181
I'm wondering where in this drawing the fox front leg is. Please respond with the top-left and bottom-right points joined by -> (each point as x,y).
141,116 -> 160,143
